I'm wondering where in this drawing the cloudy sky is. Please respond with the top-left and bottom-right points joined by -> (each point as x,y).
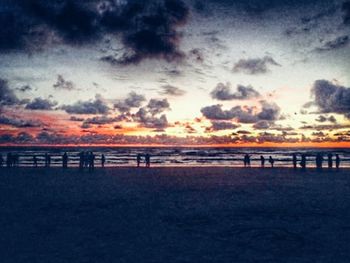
0,0 -> 350,146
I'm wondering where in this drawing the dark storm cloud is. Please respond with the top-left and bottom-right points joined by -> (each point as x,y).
232,56 -> 280,75
284,5 -> 338,38
200,104 -> 236,120
134,108 -> 169,129
206,121 -> 240,132
0,0 -> 189,64
188,48 -> 204,63
237,130 -> 251,135
36,132 -> 71,145
201,101 -> 281,123
164,69 -> 182,77
83,115 -> 119,126
61,95 -> 110,114
133,98 -> 170,129
114,92 -> 146,113
16,85 -> 32,92
257,100 -> 281,121
0,115 -> 41,128
309,80 -> 350,119
0,78 -> 20,106
255,132 -> 299,144
315,115 -> 337,123
25,97 -> 57,110
0,129 -> 342,145
343,1 -> 350,24
253,120 -> 271,130
300,124 -> 350,131
315,35 -> 349,52
0,132 -> 35,144
146,98 -> 170,115
210,83 -> 261,101
159,85 -> 186,96
70,116 -> 85,122
192,0 -> 325,15
329,115 -> 337,123
53,75 -> 75,90
16,132 -> 35,143
230,106 -> 259,123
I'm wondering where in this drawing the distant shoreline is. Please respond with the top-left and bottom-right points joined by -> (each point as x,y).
2,166 -> 349,171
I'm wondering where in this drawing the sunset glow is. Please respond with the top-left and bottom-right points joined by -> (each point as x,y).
1,0 -> 350,146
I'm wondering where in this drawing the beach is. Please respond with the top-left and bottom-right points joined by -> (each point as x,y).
1,167 -> 350,262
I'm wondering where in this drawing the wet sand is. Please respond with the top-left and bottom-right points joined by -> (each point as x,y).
0,167 -> 350,262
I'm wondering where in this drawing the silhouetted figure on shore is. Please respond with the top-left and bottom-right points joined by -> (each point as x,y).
316,153 -> 323,170
335,154 -> 340,169
62,152 -> 68,169
6,153 -> 12,168
33,155 -> 38,168
327,153 -> 333,168
88,152 -> 95,171
13,154 -> 19,167
45,153 -> 51,167
137,153 -> 142,167
78,151 -> 84,170
0,154 -> 3,167
300,154 -> 306,170
268,156 -> 274,168
145,153 -> 151,168
101,154 -> 106,168
260,156 -> 265,167
292,153 -> 297,169
243,154 -> 251,167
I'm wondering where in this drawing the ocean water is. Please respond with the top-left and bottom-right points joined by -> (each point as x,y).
0,147 -> 349,168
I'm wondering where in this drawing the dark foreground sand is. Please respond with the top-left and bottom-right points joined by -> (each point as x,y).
0,167 -> 350,263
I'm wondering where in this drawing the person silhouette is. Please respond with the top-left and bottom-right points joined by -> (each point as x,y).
327,153 -> 333,168
316,153 -> 323,170
78,151 -> 84,170
12,154 -> 19,167
101,154 -> 106,168
33,155 -> 38,168
62,152 -> 68,169
0,153 -> 3,168
137,153 -> 142,167
244,154 -> 250,167
260,156 -> 265,167
268,156 -> 274,168
335,154 -> 340,169
45,153 -> 51,167
300,154 -> 306,170
88,152 -> 95,171
145,153 -> 151,168
292,153 -> 297,169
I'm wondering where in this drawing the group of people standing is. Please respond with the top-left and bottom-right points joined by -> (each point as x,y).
137,153 -> 151,168
0,153 -> 19,168
244,153 -> 341,169
244,154 -> 275,168
0,151 -> 344,169
78,151 -> 104,171
315,153 -> 340,170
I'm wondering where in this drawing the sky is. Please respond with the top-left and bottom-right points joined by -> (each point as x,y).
0,0 -> 350,146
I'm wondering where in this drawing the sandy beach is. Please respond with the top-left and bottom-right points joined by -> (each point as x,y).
1,167 -> 350,262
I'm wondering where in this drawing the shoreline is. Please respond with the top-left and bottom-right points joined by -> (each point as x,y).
1,166 -> 349,175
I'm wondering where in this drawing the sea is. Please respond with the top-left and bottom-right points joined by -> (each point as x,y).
0,147 -> 350,168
